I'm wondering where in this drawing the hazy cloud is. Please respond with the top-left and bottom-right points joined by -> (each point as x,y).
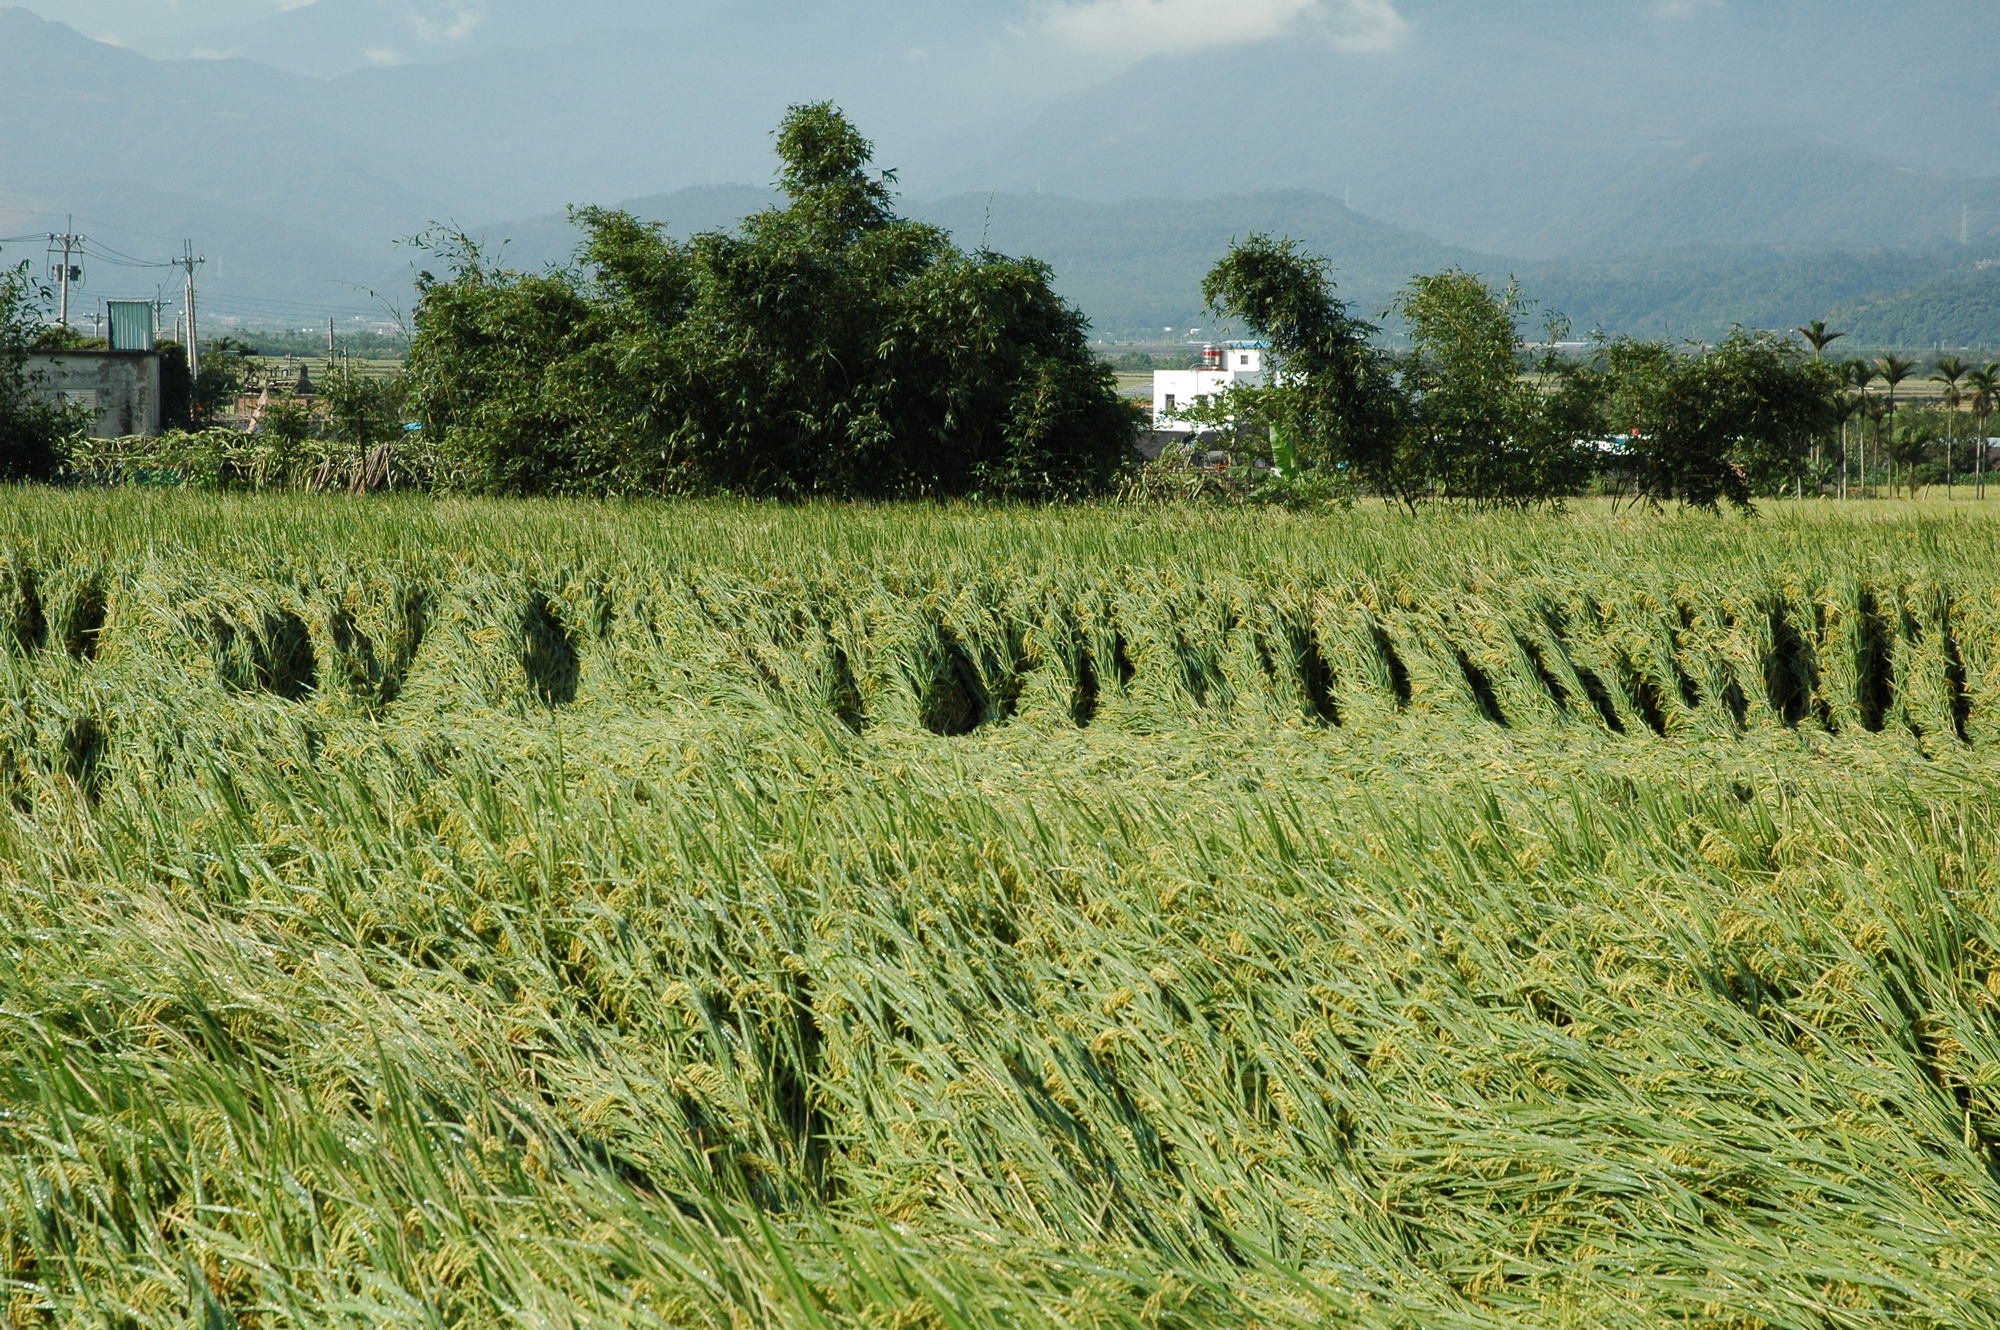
407,1 -> 485,45
1035,0 -> 1407,61
1654,0 -> 1723,16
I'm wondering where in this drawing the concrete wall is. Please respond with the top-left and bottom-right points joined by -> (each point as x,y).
27,351 -> 164,438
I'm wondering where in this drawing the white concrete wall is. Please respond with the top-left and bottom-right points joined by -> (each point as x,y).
28,351 -> 164,438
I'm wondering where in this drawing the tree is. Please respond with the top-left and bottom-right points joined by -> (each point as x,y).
1597,330 -> 1840,512
1843,358 -> 1877,496
1932,356 -> 1968,494
0,258 -> 78,483
409,104 -> 1136,500
1966,363 -> 1999,498
1887,418 -> 1937,496
1199,235 -> 1410,502
1830,392 -> 1865,501
1793,321 -> 1845,482
1872,355 -> 1918,492
1794,320 -> 1846,359
1391,269 -> 1591,507
190,337 -> 256,427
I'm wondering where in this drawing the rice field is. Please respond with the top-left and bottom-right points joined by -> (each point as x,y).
4,491 -> 2000,1328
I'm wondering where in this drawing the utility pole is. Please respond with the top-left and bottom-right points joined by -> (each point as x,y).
48,218 -> 84,329
177,241 -> 205,383
327,316 -> 336,365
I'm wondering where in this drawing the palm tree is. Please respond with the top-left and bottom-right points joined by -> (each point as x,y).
1875,355 -> 1918,495
1967,363 -> 2000,499
1831,393 -> 1865,500
1876,354 -> 1917,409
1843,358 -> 1876,497
1795,322 -> 1847,483
1934,356 -> 1969,496
1795,320 -> 1847,359
1859,395 -> 1892,496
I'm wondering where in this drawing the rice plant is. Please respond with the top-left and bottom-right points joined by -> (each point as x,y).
4,491 -> 2000,1327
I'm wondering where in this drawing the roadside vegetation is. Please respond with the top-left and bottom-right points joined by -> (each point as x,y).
0,260 -> 79,483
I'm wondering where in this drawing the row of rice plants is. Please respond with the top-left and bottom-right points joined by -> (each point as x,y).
2,546 -> 1991,755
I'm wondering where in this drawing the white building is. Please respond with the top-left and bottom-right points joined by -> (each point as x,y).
1151,342 -> 1270,435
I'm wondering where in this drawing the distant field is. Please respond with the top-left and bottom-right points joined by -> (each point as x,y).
5,493 -> 2000,1327
238,353 -> 406,384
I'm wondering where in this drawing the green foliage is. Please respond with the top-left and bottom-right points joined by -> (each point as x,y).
1826,263 -> 2000,349
1118,441 -> 1353,509
64,414 -> 434,492
0,259 -> 79,484
1200,235 -> 1409,500
318,360 -> 408,450
1393,270 -> 1594,507
409,104 -> 1137,500
189,338 -> 253,428
1598,329 -> 1841,510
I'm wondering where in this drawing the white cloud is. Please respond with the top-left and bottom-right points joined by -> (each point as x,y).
1312,0 -> 1406,54
1035,0 -> 1406,61
408,1 -> 485,45
1655,0 -> 1722,16
365,47 -> 406,66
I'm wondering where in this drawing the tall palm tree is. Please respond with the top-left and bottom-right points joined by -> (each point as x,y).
1795,322 -> 1847,483
1934,356 -> 1969,496
1876,354 -> 1918,410
1843,358 -> 1876,498
1875,355 -> 1918,495
1860,395 -> 1892,496
1796,320 -> 1847,359
1831,393 -> 1865,500
1967,363 -> 2000,499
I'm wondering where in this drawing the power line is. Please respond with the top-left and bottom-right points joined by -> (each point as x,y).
0,206 -> 189,248
79,238 -> 178,269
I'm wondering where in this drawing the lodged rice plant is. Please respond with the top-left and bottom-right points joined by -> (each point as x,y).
4,490 -> 2000,1327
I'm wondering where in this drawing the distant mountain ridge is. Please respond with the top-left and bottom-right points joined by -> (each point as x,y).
2,6 -> 1999,347
472,187 -> 2000,348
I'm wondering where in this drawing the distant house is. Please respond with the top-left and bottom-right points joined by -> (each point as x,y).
1150,342 -> 1271,436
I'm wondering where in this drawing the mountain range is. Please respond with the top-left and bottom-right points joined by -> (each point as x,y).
3,2 -> 1998,348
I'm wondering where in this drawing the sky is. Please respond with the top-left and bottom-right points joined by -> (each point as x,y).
22,0 -> 1431,70
21,1 -> 1919,85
